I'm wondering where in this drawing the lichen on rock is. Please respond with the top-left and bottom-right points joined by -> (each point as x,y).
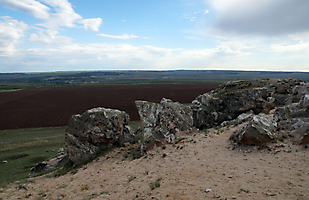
136,98 -> 193,153
65,107 -> 134,165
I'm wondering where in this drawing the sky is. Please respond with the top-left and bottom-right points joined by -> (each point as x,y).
0,0 -> 309,73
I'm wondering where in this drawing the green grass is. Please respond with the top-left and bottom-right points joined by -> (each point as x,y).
0,126 -> 66,187
149,177 -> 162,190
0,120 -> 142,187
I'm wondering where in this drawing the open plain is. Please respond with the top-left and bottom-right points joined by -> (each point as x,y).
0,83 -> 219,130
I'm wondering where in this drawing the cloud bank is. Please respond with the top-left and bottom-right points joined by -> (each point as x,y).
0,16 -> 28,55
209,0 -> 309,36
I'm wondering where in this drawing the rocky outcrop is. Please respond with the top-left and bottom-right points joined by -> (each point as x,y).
230,113 -> 277,145
192,78 -> 305,129
65,107 -> 134,165
136,98 -> 193,152
274,92 -> 309,144
192,87 -> 272,129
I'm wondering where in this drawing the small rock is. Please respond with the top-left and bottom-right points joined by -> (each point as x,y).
266,192 -> 277,196
18,185 -> 28,191
3,160 -> 7,164
205,189 -> 212,193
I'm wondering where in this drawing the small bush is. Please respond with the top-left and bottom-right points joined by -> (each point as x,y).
128,175 -> 136,183
100,191 -> 108,195
149,177 -> 162,190
175,138 -> 185,144
58,184 -> 67,189
135,134 -> 142,143
239,189 -> 249,193
81,184 -> 89,191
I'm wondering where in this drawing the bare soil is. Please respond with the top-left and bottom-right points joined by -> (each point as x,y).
1,124 -> 308,200
0,83 -> 219,130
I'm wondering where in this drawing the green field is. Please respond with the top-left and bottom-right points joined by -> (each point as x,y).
0,121 -> 142,188
0,127 -> 66,187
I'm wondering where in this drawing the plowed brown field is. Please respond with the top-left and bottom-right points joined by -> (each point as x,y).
0,83 -> 220,130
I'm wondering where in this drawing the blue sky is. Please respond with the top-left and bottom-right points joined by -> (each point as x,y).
0,0 -> 309,72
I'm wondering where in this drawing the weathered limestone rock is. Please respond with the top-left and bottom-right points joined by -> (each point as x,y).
192,78 -> 307,129
290,122 -> 309,145
274,91 -> 309,132
220,110 -> 254,127
29,149 -> 69,178
65,107 -> 134,165
135,101 -> 163,142
136,98 -> 193,152
230,113 -> 277,145
192,86 -> 271,129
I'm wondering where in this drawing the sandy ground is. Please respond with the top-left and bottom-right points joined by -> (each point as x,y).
1,124 -> 308,200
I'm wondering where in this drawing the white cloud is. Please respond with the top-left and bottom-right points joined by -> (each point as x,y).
1,41 -> 309,72
79,18 -> 102,32
0,0 -> 50,19
140,45 -> 175,57
98,33 -> 139,40
208,0 -> 309,36
28,28 -> 74,45
271,42 -> 309,54
38,0 -> 82,29
0,0 -> 102,31
0,16 -> 28,55
179,40 -> 251,59
2,43 -> 178,71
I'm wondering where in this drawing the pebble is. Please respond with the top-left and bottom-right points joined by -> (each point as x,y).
2,160 -> 8,164
205,189 -> 212,193
266,192 -> 277,196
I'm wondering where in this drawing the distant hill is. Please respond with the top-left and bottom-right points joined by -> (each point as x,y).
0,70 -> 308,90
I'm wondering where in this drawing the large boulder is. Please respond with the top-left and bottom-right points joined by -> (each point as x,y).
136,98 -> 193,152
290,122 -> 309,145
65,107 -> 134,165
192,86 -> 272,129
230,113 -> 277,145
